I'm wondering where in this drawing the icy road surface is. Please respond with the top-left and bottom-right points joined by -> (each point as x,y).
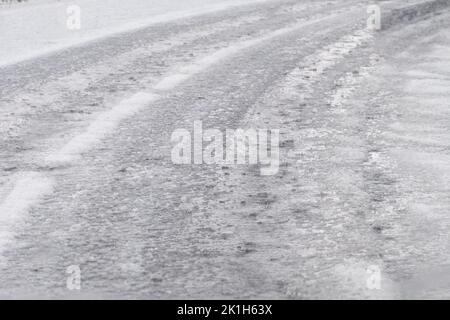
1,0 -> 450,299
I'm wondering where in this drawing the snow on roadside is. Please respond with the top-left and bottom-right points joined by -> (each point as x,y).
344,14 -> 450,297
0,0 -> 271,68
0,12 -> 264,139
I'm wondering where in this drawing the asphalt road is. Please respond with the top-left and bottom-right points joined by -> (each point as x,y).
1,0 -> 450,299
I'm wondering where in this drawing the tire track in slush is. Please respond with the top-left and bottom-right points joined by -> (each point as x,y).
0,0 -> 349,173
0,11 -> 356,262
207,28 -> 397,298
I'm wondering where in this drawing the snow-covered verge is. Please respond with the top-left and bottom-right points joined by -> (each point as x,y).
0,0 -> 270,68
372,24 -> 450,298
382,0 -> 450,29
1,0 -> 446,69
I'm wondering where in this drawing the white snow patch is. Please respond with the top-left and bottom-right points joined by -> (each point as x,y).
405,69 -> 450,80
0,172 -> 54,261
0,0 -> 271,68
329,54 -> 379,109
276,29 -> 374,102
405,79 -> 450,95
400,96 -> 450,115
45,92 -> 159,165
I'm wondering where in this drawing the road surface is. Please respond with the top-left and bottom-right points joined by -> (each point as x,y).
1,0 -> 450,299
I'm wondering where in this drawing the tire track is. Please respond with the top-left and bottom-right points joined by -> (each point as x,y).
0,6 -> 362,285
